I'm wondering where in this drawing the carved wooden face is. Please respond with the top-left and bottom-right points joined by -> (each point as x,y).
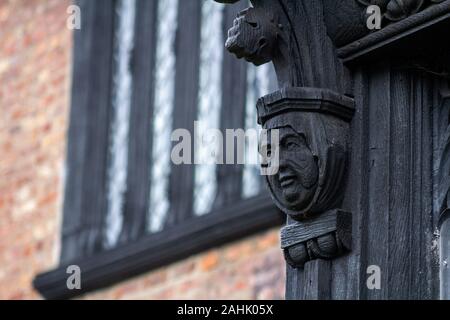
264,126 -> 319,212
225,7 -> 278,66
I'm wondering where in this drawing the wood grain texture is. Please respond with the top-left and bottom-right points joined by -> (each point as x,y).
286,259 -> 331,300
282,210 -> 351,268
219,0 -> 446,300
349,62 -> 437,300
61,0 -> 115,264
338,1 -> 450,63
215,2 -> 248,209
281,210 -> 351,248
119,0 -> 158,244
167,0 -> 202,226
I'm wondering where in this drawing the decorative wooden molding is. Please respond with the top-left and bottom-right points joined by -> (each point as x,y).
358,0 -> 445,22
256,87 -> 355,124
281,210 -> 352,268
217,0 -> 450,52
336,0 -> 450,63
323,0 -> 449,48
216,0 -> 355,268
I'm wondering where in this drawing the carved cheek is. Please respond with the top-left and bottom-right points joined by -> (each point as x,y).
297,153 -> 319,189
267,174 -> 283,201
226,22 -> 258,57
225,18 -> 243,48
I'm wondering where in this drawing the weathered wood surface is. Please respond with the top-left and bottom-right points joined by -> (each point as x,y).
217,0 -> 447,299
61,0 -> 115,263
281,210 -> 351,249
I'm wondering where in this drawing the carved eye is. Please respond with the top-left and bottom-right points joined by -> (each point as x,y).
297,159 -> 309,169
286,141 -> 298,151
248,21 -> 258,28
258,38 -> 267,47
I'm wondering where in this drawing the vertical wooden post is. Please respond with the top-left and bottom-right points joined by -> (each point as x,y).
286,260 -> 331,300
217,0 -> 449,299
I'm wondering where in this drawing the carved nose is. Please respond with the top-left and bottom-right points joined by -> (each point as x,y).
278,161 -> 289,174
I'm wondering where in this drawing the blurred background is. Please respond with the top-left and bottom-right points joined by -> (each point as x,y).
0,0 -> 286,299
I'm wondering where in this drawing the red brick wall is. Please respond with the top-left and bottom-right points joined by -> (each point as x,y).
0,0 -> 71,300
0,0 -> 285,300
82,229 -> 285,300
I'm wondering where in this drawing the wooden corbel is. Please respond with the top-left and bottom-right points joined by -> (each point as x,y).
257,87 -> 354,267
217,0 -> 450,299
215,0 -> 355,268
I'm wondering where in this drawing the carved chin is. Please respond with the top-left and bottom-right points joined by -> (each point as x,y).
282,186 -> 299,203
279,183 -> 315,211
225,34 -> 260,61
225,33 -> 239,52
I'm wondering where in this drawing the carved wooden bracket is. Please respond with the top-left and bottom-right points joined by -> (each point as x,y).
281,210 -> 352,267
256,87 -> 354,267
215,0 -> 356,267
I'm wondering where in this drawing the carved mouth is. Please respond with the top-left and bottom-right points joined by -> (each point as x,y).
279,175 -> 296,188
225,32 -> 239,50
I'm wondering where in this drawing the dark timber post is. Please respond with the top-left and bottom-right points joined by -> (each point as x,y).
216,0 -> 450,299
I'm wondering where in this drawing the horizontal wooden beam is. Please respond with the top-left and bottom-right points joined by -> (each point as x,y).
338,1 -> 450,64
33,194 -> 283,300
281,210 -> 352,268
